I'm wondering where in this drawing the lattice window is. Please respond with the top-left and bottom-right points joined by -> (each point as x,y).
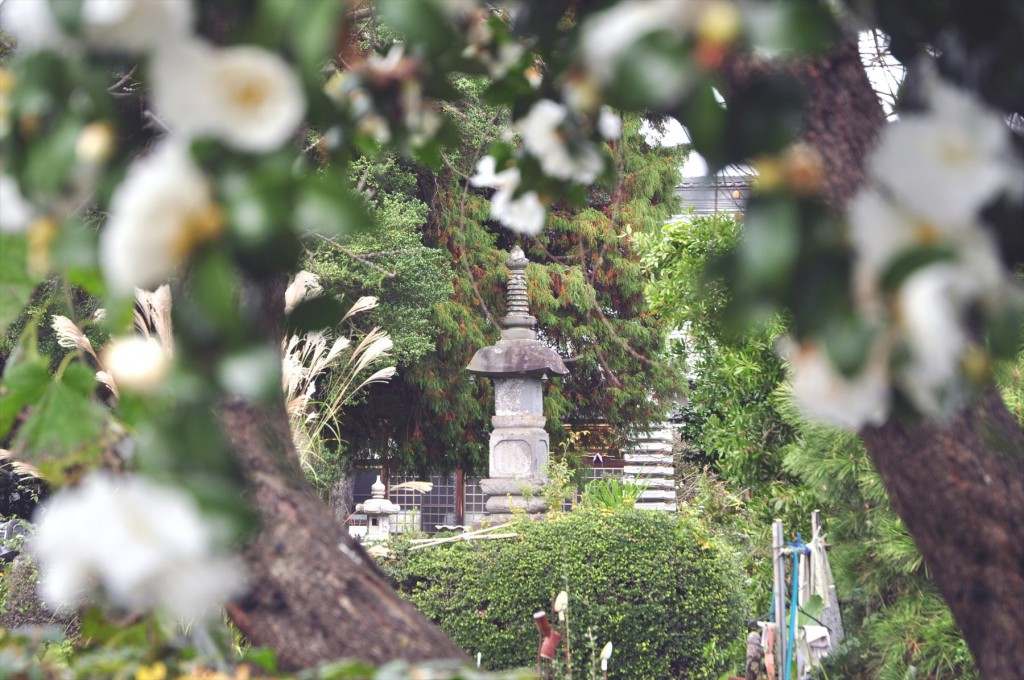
388,473 -> 458,534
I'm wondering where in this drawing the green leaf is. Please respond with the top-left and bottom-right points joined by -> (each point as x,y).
80,606 -> 149,649
286,295 -> 346,334
61,361 -> 97,395
25,116 -> 81,196
241,647 -> 279,674
289,0 -> 343,82
14,371 -> 108,467
738,195 -> 800,292
0,234 -> 41,336
797,594 -> 825,626
879,245 -> 956,293
742,0 -> 840,56
0,357 -> 50,439
295,171 -> 372,237
376,0 -> 460,54
47,0 -> 84,34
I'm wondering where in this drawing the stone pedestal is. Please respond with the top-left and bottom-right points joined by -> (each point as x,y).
480,379 -> 551,520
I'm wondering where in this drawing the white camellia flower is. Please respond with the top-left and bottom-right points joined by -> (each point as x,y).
869,77 -> 1023,229
80,0 -> 193,53
103,336 -> 169,393
100,142 -> 222,293
848,187 -> 1008,315
520,100 -> 604,184
598,107 -> 623,140
895,265 -> 973,416
151,39 -> 306,152
31,473 -> 245,620
784,339 -> 890,431
0,0 -> 72,53
0,175 -> 35,233
579,0 -> 698,82
578,0 -> 699,104
0,0 -> 191,54
471,156 -> 547,236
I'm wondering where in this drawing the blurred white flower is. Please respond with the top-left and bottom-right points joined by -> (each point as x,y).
578,0 -> 698,104
520,100 -> 603,184
0,175 -> 35,233
0,0 -> 191,54
81,0 -> 193,53
870,77 -> 1022,229
580,0 -> 696,82
152,39 -> 306,152
784,339 -> 890,430
103,336 -> 169,393
0,0 -> 71,53
471,156 -> 547,235
849,187 -> 1008,315
32,473 -> 245,620
100,142 -> 222,293
895,265 -> 971,416
598,107 -> 622,140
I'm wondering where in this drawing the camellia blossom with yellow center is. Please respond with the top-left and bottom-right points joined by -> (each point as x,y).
151,39 -> 306,152
31,472 -> 245,621
869,76 -> 1023,229
100,142 -> 222,294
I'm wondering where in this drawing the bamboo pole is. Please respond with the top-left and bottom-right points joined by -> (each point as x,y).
773,519 -> 787,680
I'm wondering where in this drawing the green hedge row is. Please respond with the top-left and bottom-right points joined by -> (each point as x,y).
383,510 -> 748,679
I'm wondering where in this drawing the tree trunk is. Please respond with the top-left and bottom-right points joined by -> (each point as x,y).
862,387 -> 1024,679
219,399 -> 467,671
329,474 -> 356,523
219,275 -> 467,671
723,38 -> 1024,677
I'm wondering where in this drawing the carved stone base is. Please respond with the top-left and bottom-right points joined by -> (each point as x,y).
484,493 -> 548,514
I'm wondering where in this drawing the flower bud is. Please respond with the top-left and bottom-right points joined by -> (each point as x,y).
76,121 -> 117,166
104,336 -> 169,393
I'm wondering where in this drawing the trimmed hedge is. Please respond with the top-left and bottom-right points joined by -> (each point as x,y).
383,510 -> 748,679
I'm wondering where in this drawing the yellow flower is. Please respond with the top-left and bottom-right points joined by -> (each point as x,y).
137,661 -> 168,680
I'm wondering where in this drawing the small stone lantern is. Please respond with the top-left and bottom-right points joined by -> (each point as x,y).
467,246 -> 569,521
355,476 -> 400,544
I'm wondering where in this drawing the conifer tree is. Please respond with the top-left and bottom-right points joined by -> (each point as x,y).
339,109 -> 683,471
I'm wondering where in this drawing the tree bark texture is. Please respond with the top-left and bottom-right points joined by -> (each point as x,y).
220,397 -> 467,671
723,38 -> 1024,677
220,274 -> 467,671
862,388 -> 1024,679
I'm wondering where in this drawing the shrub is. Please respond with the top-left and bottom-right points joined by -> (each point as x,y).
384,510 -> 748,679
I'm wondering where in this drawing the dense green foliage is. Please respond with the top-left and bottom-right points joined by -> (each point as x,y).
638,211 -> 993,677
337,95 -> 683,471
384,510 -> 747,680
306,156 -> 453,369
778,392 -> 979,679
641,213 -> 794,488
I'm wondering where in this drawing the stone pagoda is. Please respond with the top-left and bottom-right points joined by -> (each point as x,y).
467,246 -> 569,521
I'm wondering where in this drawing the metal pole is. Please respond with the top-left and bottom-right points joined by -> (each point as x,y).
773,519 -> 787,680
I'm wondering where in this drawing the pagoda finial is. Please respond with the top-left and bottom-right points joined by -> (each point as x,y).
503,246 -> 536,331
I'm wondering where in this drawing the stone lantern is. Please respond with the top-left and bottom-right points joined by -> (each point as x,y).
355,476 -> 400,544
467,246 -> 569,521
